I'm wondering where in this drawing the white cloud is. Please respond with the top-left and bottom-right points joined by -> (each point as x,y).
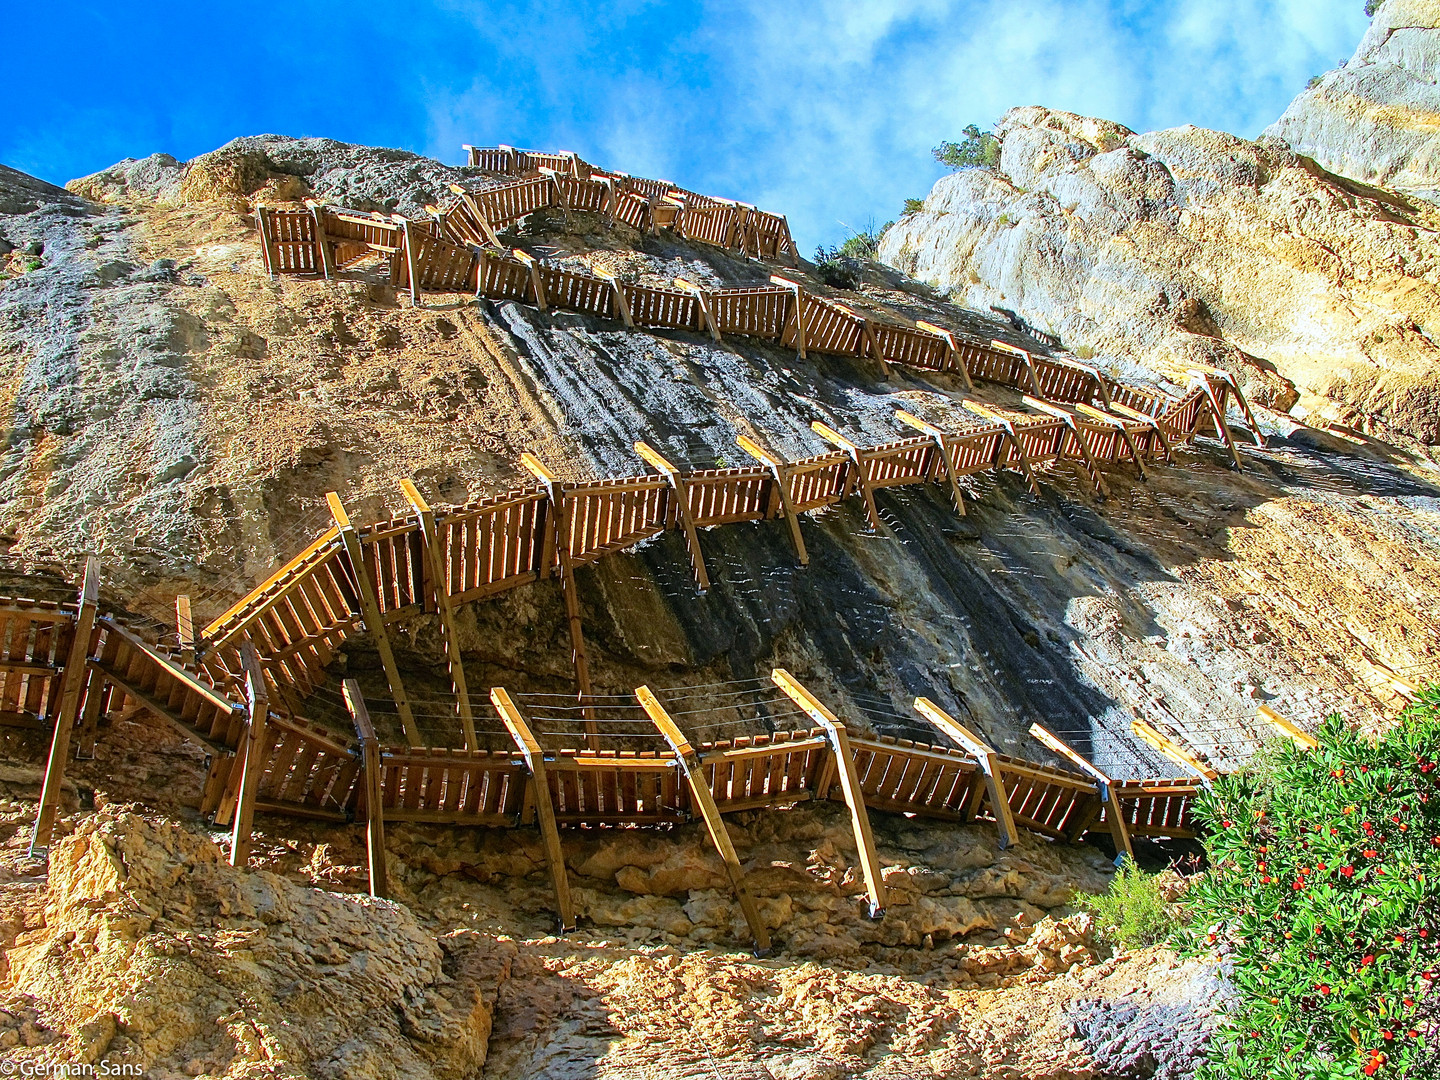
416,0 -> 1371,250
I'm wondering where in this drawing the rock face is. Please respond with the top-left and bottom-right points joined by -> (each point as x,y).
1267,0 -> 1440,203
68,135 -> 474,218
5,810 -> 510,1078
878,104 -> 1440,445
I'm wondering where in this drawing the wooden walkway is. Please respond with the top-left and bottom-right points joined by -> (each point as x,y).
257,145 -> 1260,484
15,560 -> 1318,949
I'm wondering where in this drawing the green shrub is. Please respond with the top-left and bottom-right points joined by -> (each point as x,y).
903,198 -> 926,215
838,225 -> 891,261
1078,860 -> 1182,950
934,125 -> 1001,171
812,244 -> 860,289
1184,690 -> 1440,1079
23,259 -> 42,273
1073,345 -> 1096,360
1308,75 -> 1324,90
1366,0 -> 1385,16
995,213 -> 1013,227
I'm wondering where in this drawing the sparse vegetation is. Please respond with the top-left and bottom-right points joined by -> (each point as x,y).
837,221 -> 892,260
903,197 -> 925,215
1365,0 -> 1385,16
1073,345 -> 1096,360
1307,75 -> 1324,90
23,259 -> 42,273
933,124 -> 1001,171
1184,692 -> 1440,1079
1077,860 -> 1182,950
813,244 -> 861,289
995,213 -> 1014,227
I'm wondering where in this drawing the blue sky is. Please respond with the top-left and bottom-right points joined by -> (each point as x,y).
5,1 -> 1368,250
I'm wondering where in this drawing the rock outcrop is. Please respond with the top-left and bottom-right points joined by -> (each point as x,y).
879,103 -> 1440,445
5,810 -> 511,1078
1267,0 -> 1440,203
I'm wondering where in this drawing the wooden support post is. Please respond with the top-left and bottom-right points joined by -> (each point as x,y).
1191,368 -> 1264,446
30,558 -> 100,854
992,340 -> 1042,396
449,185 -> 503,247
229,642 -> 270,868
1109,401 -> 1175,464
1068,362 -> 1113,410
398,217 -> 423,309
400,479 -> 478,748
1075,403 -> 1149,480
771,669 -> 887,917
961,401 -> 1043,496
521,454 -> 599,749
1023,396 -> 1111,497
595,268 -> 633,327
895,411 -> 966,515
74,676 -> 110,760
1256,704 -> 1318,751
771,276 -> 807,359
514,249 -> 547,311
1029,723 -> 1131,861
1196,376 -> 1244,471
344,679 -> 388,898
1130,719 -> 1219,780
635,441 -> 709,591
675,278 -> 722,343
811,422 -> 882,533
737,435 -> 808,566
254,204 -> 277,277
914,697 -> 1019,849
836,304 -> 891,378
492,687 -> 576,931
328,491 -> 421,746
306,200 -> 335,279
638,685 -> 772,953
916,321 -> 974,391
175,594 -> 195,667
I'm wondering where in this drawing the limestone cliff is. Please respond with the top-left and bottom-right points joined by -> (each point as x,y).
1267,0 -> 1440,203
879,95 -> 1440,447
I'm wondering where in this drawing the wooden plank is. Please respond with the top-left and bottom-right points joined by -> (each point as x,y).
1256,704 -> 1317,751
1197,376 -> 1244,470
1075,403 -> 1149,479
811,422 -> 881,532
913,697 -> 1019,849
175,595 -> 196,667
307,200 -> 336,279
771,276 -> 806,359
1109,401 -> 1176,463
400,479 -> 477,748
1130,719 -> 1218,780
960,400 -> 1042,495
29,559 -> 99,853
328,492 -> 420,746
635,441 -> 709,591
638,685 -> 772,953
594,268 -> 634,327
229,643 -> 270,868
492,687 -> 575,930
737,435 -> 808,565
513,249 -> 548,311
895,410 -> 966,515
1023,396 -> 1111,496
675,278 -> 721,342
992,340 -> 1041,396
915,321 -> 974,391
771,669 -> 886,916
344,680 -> 388,898
521,454 -> 598,749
